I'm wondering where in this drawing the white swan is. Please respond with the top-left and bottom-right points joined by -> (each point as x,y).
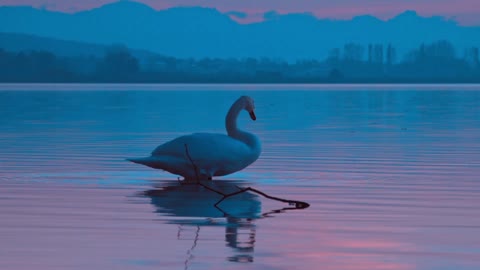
127,96 -> 261,181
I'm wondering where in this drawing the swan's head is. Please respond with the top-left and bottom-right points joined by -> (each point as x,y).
240,96 -> 256,121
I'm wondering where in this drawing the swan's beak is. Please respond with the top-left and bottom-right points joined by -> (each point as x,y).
249,111 -> 256,121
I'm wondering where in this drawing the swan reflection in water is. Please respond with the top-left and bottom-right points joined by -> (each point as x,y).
142,180 -> 299,265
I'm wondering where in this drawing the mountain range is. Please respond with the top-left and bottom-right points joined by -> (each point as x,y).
1,1 -> 480,60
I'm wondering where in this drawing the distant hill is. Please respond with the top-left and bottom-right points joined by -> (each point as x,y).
1,1 -> 480,60
0,32 -> 163,61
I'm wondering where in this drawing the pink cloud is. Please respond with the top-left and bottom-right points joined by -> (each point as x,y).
0,0 -> 479,25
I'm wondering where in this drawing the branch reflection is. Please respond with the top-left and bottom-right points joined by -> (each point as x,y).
141,180 -> 307,267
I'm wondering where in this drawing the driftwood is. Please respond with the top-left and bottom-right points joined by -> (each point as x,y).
183,144 -> 310,213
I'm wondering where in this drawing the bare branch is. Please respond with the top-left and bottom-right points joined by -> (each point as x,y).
183,143 -> 310,215
215,187 -> 309,209
184,144 -> 227,196
184,143 -> 200,182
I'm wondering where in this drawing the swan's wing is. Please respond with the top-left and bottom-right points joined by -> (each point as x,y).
151,133 -> 253,172
152,133 -> 250,159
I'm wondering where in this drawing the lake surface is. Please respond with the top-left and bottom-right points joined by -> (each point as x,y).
1,84 -> 479,270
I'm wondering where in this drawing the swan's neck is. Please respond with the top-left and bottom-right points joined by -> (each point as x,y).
225,100 -> 260,151
226,99 -> 244,137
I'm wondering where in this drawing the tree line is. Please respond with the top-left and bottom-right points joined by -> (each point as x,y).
1,40 -> 479,83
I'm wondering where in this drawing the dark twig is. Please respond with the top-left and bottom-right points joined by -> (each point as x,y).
184,144 -> 200,182
215,186 -> 309,209
183,144 -> 310,214
184,144 -> 226,197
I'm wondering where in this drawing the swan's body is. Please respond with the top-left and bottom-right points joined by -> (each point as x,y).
128,96 -> 261,181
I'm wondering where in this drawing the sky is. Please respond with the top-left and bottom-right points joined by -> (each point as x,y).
0,0 -> 480,25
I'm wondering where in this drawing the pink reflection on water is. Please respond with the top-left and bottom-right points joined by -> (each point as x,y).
1,172 -> 480,270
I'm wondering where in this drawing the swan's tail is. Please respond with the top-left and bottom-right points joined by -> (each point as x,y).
127,156 -> 211,181
126,156 -> 168,170
127,157 -> 149,165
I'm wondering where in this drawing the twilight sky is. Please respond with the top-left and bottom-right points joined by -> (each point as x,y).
1,0 -> 479,25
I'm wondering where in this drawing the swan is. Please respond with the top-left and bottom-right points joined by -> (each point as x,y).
127,96 -> 261,181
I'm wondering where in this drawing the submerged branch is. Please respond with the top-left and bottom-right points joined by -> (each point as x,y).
183,144 -> 310,214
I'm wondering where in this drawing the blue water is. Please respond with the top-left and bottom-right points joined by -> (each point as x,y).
1,84 -> 479,270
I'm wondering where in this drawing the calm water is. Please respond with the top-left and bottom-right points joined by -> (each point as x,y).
1,84 -> 480,270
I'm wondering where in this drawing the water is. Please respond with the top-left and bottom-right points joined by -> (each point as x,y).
1,84 -> 480,270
